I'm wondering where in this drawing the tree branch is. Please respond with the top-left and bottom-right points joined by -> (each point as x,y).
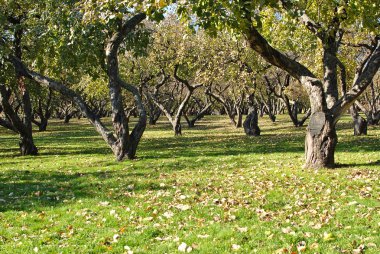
9,56 -> 117,148
332,40 -> 380,118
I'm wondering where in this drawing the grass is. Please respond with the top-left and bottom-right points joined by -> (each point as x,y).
0,115 -> 379,253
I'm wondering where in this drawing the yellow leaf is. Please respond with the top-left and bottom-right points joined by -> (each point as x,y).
156,0 -> 166,8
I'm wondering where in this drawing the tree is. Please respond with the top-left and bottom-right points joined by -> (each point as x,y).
243,107 -> 261,136
355,79 -> 380,126
200,32 -> 263,128
31,87 -> 53,131
177,0 -> 380,168
183,91 -> 213,128
5,1 -> 167,160
146,65 -> 202,136
0,4 -> 38,155
139,18 -> 205,135
264,70 -> 311,127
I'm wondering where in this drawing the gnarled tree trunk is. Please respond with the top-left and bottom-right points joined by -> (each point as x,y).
245,13 -> 380,169
19,133 -> 38,156
305,112 -> 337,168
243,107 -> 260,136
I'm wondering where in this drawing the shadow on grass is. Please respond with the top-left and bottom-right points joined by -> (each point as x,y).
0,169 -> 167,212
0,116 -> 379,213
335,160 -> 380,168
1,122 -> 379,161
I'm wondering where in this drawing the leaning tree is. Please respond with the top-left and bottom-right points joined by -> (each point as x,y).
5,1 -> 167,160
176,0 -> 380,168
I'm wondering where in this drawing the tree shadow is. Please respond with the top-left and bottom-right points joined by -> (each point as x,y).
0,169 -> 168,212
335,160 -> 380,168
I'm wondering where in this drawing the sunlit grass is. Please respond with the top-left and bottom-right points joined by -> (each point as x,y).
0,115 -> 379,253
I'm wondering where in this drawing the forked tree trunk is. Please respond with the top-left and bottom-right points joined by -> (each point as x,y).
244,14 -> 380,169
184,102 -> 212,128
38,117 -> 48,131
32,112 -> 50,131
149,116 -> 158,125
148,110 -> 161,125
14,22 -> 38,156
227,111 -> 237,126
184,115 -> 194,128
305,112 -> 337,168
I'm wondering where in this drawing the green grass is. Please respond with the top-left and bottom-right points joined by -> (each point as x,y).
0,115 -> 379,253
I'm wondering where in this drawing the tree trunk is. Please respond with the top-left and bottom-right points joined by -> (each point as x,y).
243,107 -> 260,136
64,114 -> 72,124
350,106 -> 367,136
353,117 -> 368,136
174,123 -> 182,136
38,118 -> 48,132
268,113 -> 276,122
149,116 -> 157,125
259,103 -> 264,117
19,133 -> 38,155
228,112 -> 237,126
367,111 -> 380,125
183,114 -> 194,128
236,110 -> 242,128
305,112 -> 337,168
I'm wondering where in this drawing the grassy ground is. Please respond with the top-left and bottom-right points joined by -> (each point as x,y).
0,115 -> 379,254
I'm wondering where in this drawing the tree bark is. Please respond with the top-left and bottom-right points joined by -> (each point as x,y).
19,133 -> 38,156
184,102 -> 212,128
174,122 -> 182,136
105,13 -> 147,160
350,105 -> 367,136
305,112 -> 337,168
15,21 -> 37,155
236,110 -> 243,127
244,15 -> 380,168
243,107 -> 260,136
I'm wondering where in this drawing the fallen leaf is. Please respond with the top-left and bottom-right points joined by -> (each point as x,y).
237,227 -> 248,233
112,234 -> 119,243
323,232 -> 335,242
353,244 -> 365,254
163,211 -> 174,219
309,242 -> 319,250
178,242 -> 187,252
175,204 -> 191,211
98,201 -> 110,206
232,244 -> 241,251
